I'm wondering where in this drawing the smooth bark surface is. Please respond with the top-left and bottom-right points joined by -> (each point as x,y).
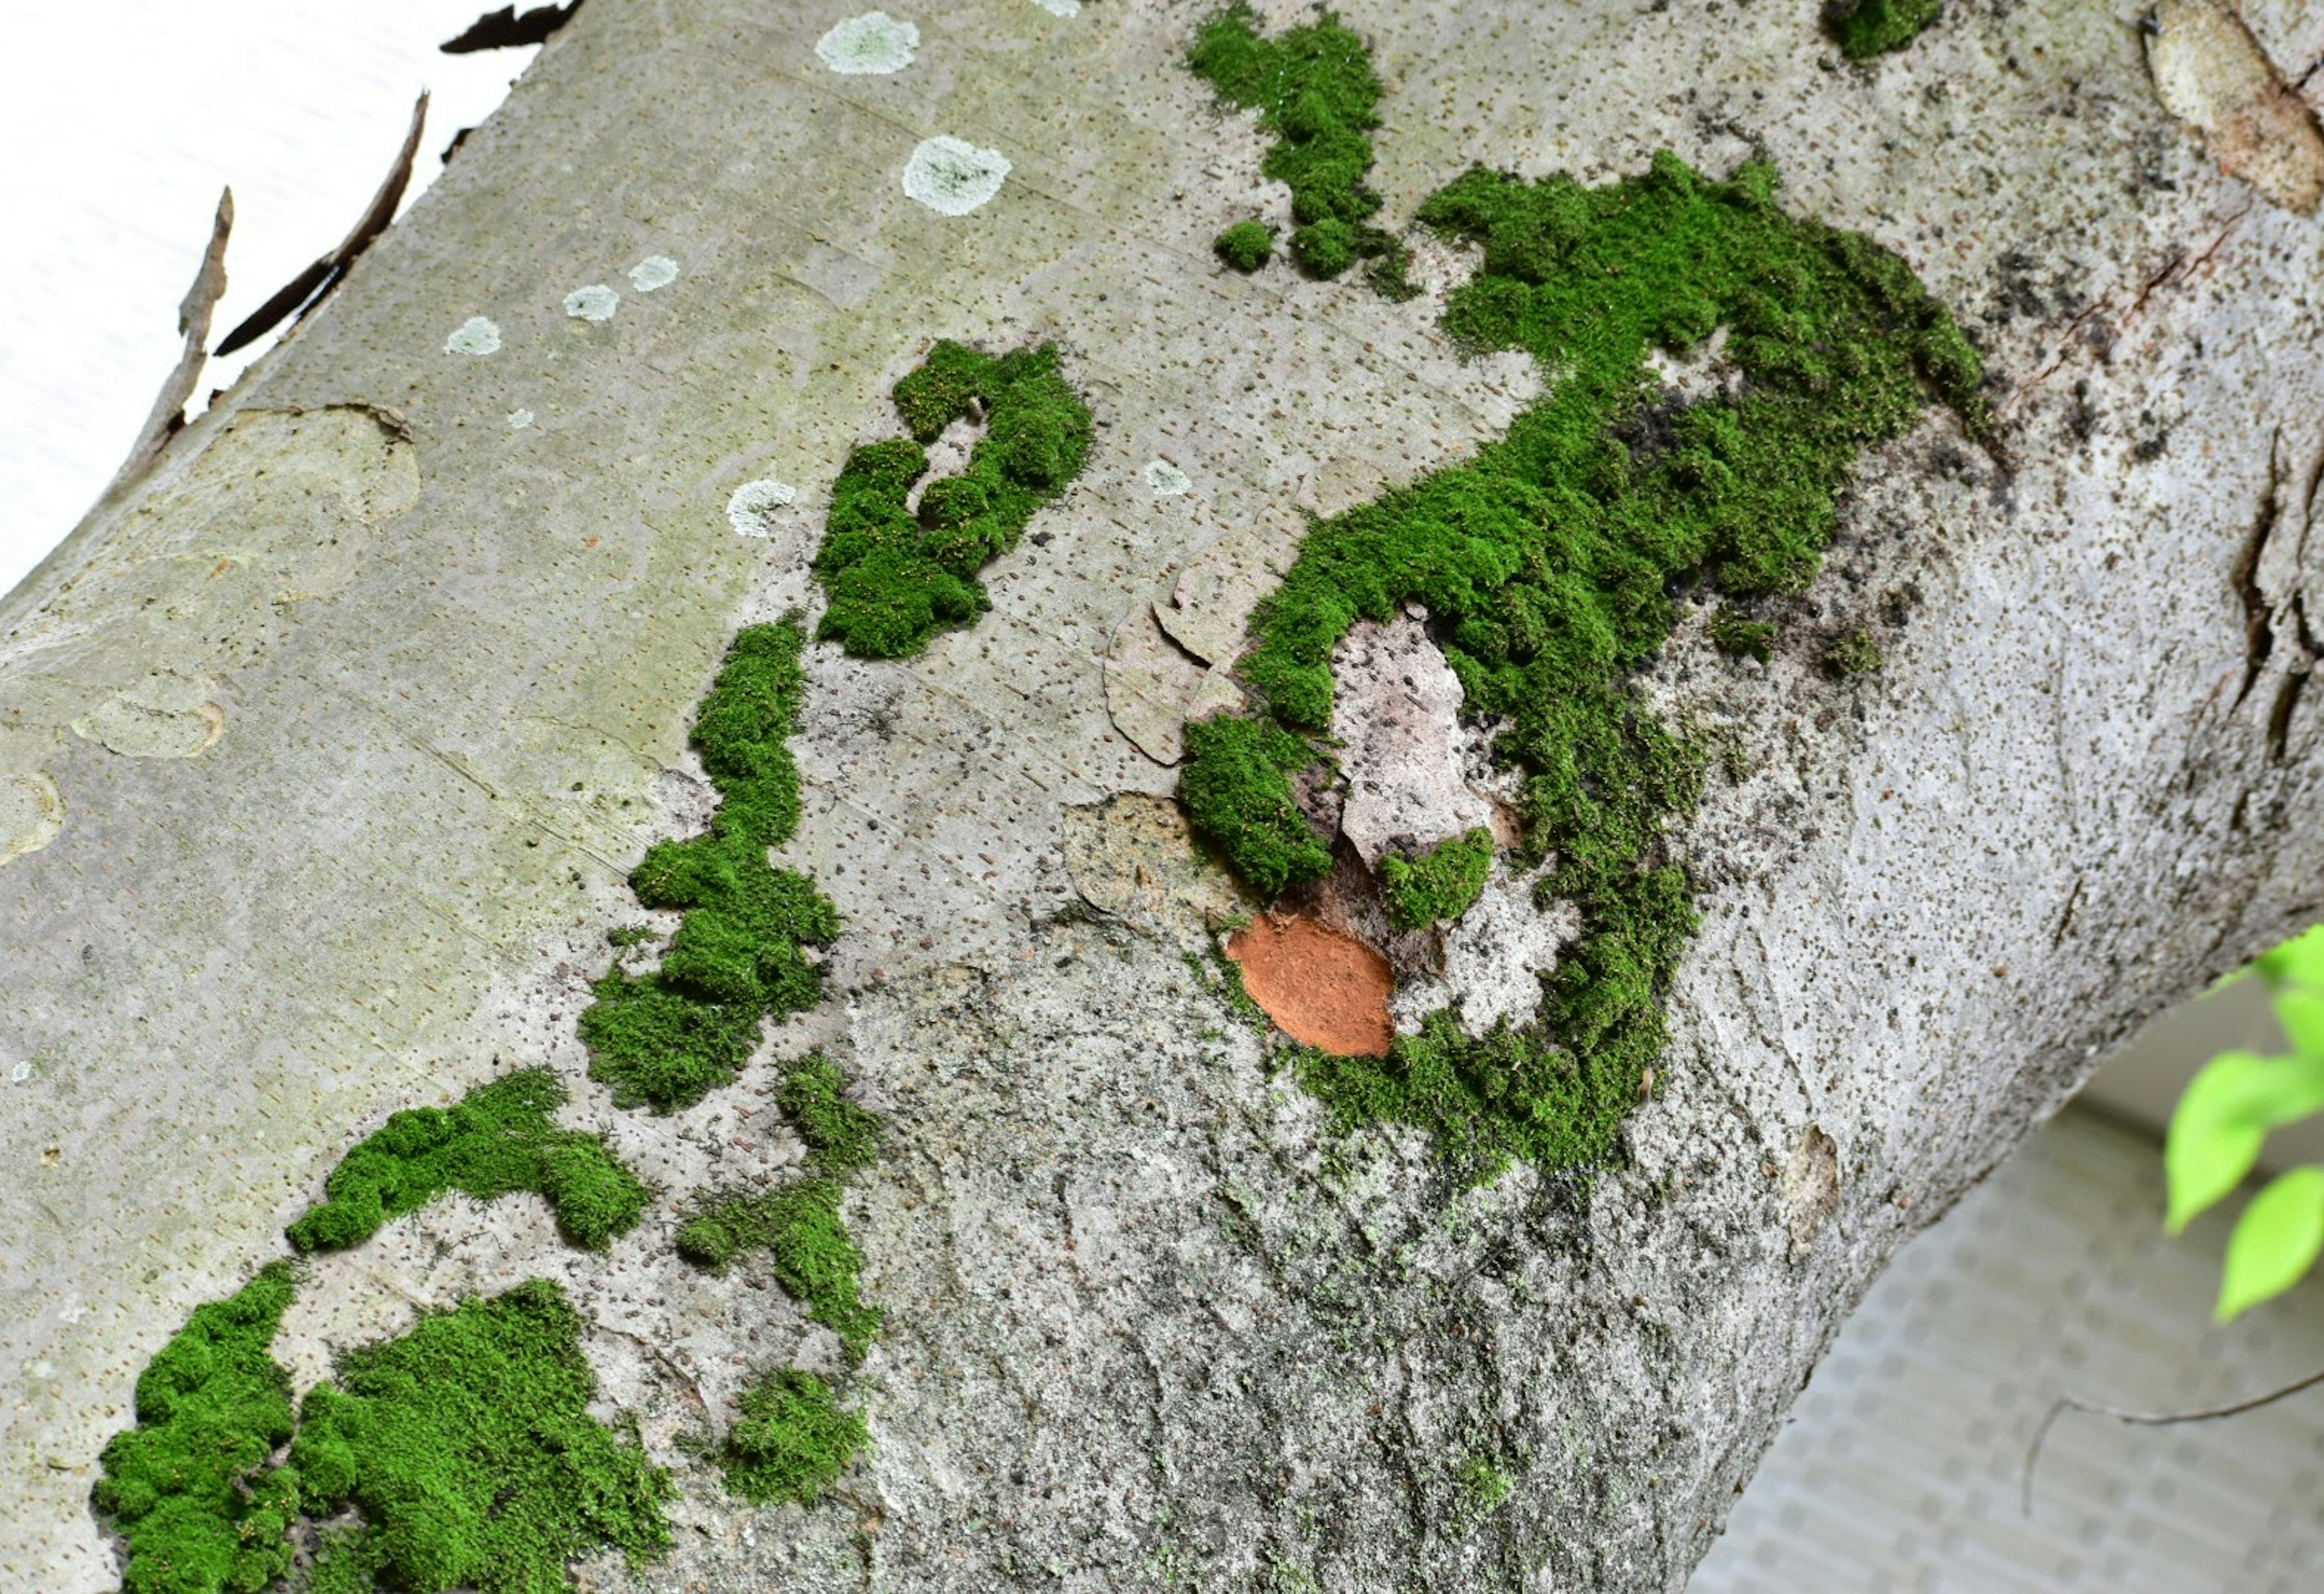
6,1 -> 2324,1588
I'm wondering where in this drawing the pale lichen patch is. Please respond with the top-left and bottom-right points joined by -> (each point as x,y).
727,478 -> 799,538
1145,459 -> 1193,496
70,673 -> 226,759
902,136 -> 1011,215
628,255 -> 680,292
0,772 -> 62,866
508,409 -> 536,429
816,11 -> 921,75
1030,0 -> 1081,15
564,284 -> 620,322
444,315 -> 501,355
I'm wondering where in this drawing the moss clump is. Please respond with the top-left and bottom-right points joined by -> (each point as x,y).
286,1071 -> 648,1254
1822,625 -> 1883,676
677,1178 -> 882,1364
717,1368 -> 869,1507
1827,0 -> 1942,58
1709,607 -> 1776,664
815,341 -> 1094,659
288,1279 -> 672,1594
1456,1452 -> 1515,1513
776,1052 -> 883,1178
1187,7 -> 1414,294
1215,219 -> 1276,272
1184,151 -> 1983,1176
1179,714 -> 1333,898
93,1264 -> 299,1594
674,1053 -> 886,1365
1379,828 -> 1494,929
579,622 -> 838,1112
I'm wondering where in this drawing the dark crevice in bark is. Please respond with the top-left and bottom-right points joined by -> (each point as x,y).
2232,427 -> 2284,710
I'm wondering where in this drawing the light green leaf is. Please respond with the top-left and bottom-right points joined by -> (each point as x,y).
2217,1165 -> 2324,1321
2256,923 -> 2324,991
2167,1051 -> 2273,1231
2279,989 -> 2324,1061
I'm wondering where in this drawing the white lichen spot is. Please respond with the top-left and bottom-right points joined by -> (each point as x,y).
8,1061 -> 29,1083
507,409 -> 536,429
0,771 -> 62,866
1030,0 -> 1080,15
628,254 -> 680,292
444,315 -> 501,355
564,284 -> 620,321
902,136 -> 1011,216
727,478 -> 798,537
1144,459 -> 1192,496
817,11 -> 921,74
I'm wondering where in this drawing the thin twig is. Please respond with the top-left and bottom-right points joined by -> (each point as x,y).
214,90 -> 428,357
99,186 -> 233,501
2021,1366 -> 2324,1513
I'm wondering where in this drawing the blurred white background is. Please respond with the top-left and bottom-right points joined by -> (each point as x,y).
0,2 -> 539,593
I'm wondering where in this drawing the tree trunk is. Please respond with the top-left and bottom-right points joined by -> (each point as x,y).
7,1 -> 2323,1589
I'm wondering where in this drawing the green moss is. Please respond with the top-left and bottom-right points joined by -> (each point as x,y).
1378,828 -> 1494,930
676,1179 -> 882,1365
1179,714 -> 1333,898
1215,219 -> 1276,272
776,1052 -> 883,1179
815,341 -> 1093,659
674,1056 -> 885,1365
1455,1451 -> 1514,1513
1187,7 -> 1413,294
1184,151 -> 1983,1177
579,622 -> 838,1113
1827,0 -> 1942,58
1708,607 -> 1774,664
1822,625 -> 1883,676
93,1264 -> 298,1594
716,1368 -> 869,1507
287,1279 -> 672,1594
286,1071 -> 647,1254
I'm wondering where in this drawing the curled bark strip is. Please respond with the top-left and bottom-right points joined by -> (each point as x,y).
99,186 -> 232,502
2021,1366 -> 2324,1513
441,2 -> 581,54
213,91 -> 428,358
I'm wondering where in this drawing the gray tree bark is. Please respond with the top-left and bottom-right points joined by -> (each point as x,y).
6,0 -> 2323,1589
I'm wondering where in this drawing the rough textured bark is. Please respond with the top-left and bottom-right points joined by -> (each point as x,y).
6,0 -> 2324,1589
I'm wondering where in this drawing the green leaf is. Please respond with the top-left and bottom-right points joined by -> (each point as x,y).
2167,1051 -> 2274,1231
2217,1165 -> 2324,1321
2279,988 -> 2324,1060
2256,923 -> 2324,991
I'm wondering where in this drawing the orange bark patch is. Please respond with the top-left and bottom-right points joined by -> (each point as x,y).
1226,913 -> 1394,1057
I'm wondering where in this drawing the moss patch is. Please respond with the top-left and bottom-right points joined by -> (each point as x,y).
1379,827 -> 1494,930
1827,0 -> 1942,58
1187,7 -> 1413,294
1180,714 -> 1333,898
286,1071 -> 647,1254
1183,150 -> 1983,1177
93,1264 -> 299,1594
288,1279 -> 672,1594
716,1368 -> 869,1507
1709,607 -> 1775,664
580,622 -> 839,1112
815,341 -> 1093,659
674,1053 -> 886,1368
1215,219 -> 1276,272
94,1272 -> 672,1594
1822,625 -> 1883,676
